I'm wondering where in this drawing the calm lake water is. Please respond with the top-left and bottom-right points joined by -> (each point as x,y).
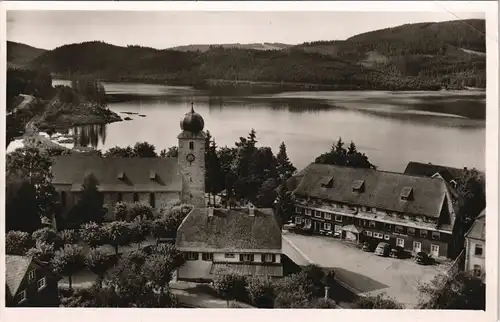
53,79 -> 485,173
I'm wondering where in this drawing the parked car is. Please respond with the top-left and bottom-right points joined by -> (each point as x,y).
362,242 -> 374,252
415,252 -> 433,265
333,230 -> 341,238
283,222 -> 297,230
374,242 -> 391,257
389,246 -> 406,259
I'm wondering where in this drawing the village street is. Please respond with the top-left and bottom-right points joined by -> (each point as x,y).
281,231 -> 453,308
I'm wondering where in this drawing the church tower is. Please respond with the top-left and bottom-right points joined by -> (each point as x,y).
178,103 -> 206,208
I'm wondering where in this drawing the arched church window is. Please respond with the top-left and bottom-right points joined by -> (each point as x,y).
189,141 -> 194,150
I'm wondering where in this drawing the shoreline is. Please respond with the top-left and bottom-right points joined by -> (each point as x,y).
52,76 -> 486,96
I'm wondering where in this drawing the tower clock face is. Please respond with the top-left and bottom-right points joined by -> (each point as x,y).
186,153 -> 195,163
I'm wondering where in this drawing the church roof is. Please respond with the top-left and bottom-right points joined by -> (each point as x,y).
51,155 -> 182,192
176,207 -> 282,253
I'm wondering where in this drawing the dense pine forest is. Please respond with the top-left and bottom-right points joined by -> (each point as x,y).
7,19 -> 486,92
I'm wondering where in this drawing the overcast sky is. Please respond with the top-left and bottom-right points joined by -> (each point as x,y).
6,10 -> 486,50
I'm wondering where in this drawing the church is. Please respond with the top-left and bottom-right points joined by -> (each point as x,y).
51,105 -> 207,219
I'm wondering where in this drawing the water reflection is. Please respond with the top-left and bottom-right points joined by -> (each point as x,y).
69,123 -> 107,148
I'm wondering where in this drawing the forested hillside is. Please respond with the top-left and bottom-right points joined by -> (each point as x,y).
295,19 -> 486,88
9,19 -> 486,91
7,41 -> 46,68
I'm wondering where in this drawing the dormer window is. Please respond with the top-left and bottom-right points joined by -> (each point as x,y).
117,171 -> 125,180
149,170 -> 157,180
400,187 -> 413,201
319,176 -> 334,188
450,179 -> 457,189
352,180 -> 365,193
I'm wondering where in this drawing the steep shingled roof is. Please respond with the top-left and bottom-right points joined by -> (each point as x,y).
403,161 -> 474,182
293,163 -> 449,218
5,255 -> 32,297
51,155 -> 182,192
465,209 -> 486,241
176,208 -> 282,252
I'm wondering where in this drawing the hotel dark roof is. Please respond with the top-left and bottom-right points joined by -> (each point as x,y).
465,209 -> 486,241
176,207 -> 282,252
293,163 -> 450,218
51,155 -> 182,192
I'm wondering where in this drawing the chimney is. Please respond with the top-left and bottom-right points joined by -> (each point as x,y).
208,207 -> 214,218
248,203 -> 255,217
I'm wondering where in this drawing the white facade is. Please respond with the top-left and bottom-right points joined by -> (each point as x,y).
177,251 -> 282,281
465,237 -> 485,280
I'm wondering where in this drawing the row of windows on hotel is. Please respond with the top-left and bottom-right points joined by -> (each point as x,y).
294,214 -> 442,241
295,205 -> 437,225
184,252 -> 277,263
61,191 -> 156,208
16,269 -> 47,304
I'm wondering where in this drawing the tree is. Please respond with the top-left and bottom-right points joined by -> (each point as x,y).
456,168 -> 486,220
315,138 -> 375,169
26,241 -> 55,263
164,146 -> 178,158
6,148 -> 59,230
212,272 -> 248,305
355,292 -> 405,309
256,178 -> 279,208
276,142 -> 296,181
5,174 -> 42,233
70,174 -> 105,226
151,219 -> 169,244
417,271 -> 485,310
128,202 -> 154,221
52,244 -> 85,291
160,203 -> 193,238
113,202 -> 129,221
103,221 -> 133,255
104,252 -> 161,307
275,183 -> 295,227
142,254 -> 176,303
301,264 -> 326,297
60,229 -> 79,245
129,217 -> 151,250
6,231 -> 33,255
133,142 -> 157,158
205,136 -> 224,206
85,248 -> 116,287
79,222 -> 107,249
103,146 -> 135,158
246,276 -> 276,308
32,227 -> 64,250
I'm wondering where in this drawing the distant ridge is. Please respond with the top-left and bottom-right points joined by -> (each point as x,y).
9,19 -> 486,91
169,42 -> 292,52
7,41 -> 47,68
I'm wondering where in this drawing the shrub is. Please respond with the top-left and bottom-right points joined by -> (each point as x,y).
246,276 -> 275,308
213,272 -> 248,302
310,298 -> 337,308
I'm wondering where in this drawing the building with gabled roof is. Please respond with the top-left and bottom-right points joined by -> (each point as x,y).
290,163 -> 463,259
5,255 -> 61,307
464,209 -> 486,280
50,105 -> 207,220
176,205 -> 283,281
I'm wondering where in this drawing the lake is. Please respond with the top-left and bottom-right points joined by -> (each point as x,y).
52,79 -> 485,173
